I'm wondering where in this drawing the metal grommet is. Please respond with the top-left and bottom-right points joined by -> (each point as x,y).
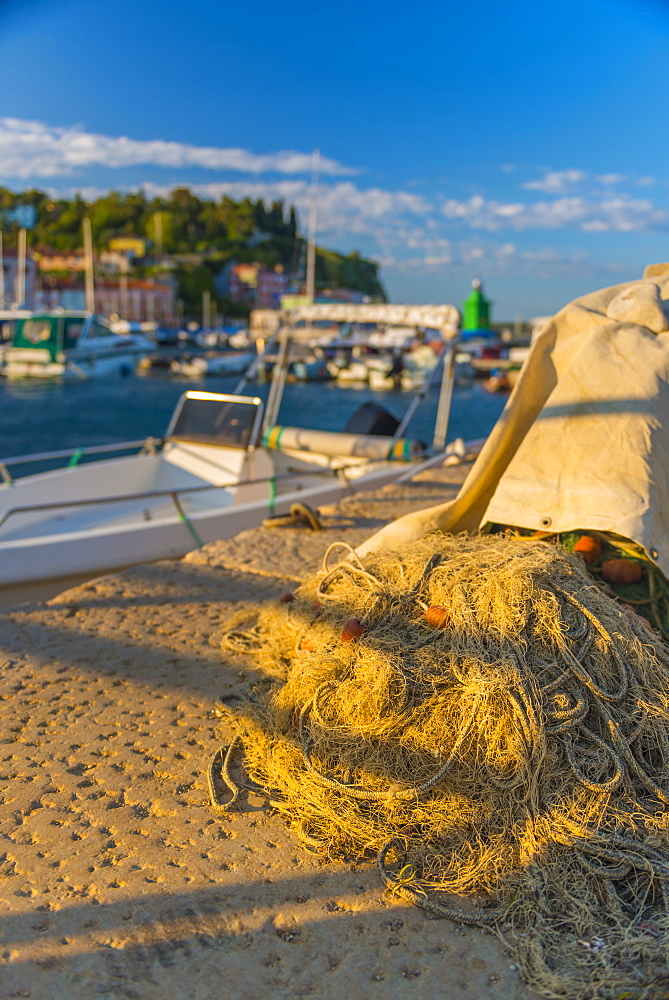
650,547 -> 659,560
540,517 -> 552,528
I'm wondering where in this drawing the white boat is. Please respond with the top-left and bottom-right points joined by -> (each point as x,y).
0,391 -> 428,590
335,360 -> 370,384
0,302 -> 461,593
400,343 -> 440,391
365,353 -> 404,390
1,311 -> 153,379
169,351 -> 255,377
287,359 -> 332,382
368,368 -> 399,391
0,308 -> 32,365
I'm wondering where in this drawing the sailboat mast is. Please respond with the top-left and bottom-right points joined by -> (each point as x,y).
16,228 -> 26,307
120,274 -> 129,318
0,232 -> 5,308
305,148 -> 320,302
83,218 -> 95,313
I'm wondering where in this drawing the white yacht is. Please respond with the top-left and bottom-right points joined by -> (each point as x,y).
1,311 -> 153,379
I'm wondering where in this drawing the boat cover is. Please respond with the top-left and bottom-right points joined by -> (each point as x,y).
359,265 -> 669,578
251,303 -> 460,339
284,303 -> 460,338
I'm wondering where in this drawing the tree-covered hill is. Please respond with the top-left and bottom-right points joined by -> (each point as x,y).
0,186 -> 387,313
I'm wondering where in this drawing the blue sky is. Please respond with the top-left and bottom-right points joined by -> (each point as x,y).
3,0 -> 669,317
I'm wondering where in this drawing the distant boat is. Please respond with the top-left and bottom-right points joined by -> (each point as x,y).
399,343 -> 440,391
1,311 -> 153,379
368,368 -> 400,391
287,359 -> 333,382
335,360 -> 370,385
0,308 -> 32,363
169,351 -> 255,377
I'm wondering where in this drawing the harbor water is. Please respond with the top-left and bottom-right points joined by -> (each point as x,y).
0,369 -> 508,470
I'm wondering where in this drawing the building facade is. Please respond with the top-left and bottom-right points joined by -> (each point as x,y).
227,263 -> 288,309
37,276 -> 176,325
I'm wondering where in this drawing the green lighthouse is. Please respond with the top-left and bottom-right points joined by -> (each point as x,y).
462,278 -> 491,332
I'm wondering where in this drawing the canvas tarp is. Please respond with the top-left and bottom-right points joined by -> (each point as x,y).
359,266 -> 669,579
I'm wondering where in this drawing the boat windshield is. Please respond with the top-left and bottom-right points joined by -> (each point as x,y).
168,395 -> 263,450
63,318 -> 85,348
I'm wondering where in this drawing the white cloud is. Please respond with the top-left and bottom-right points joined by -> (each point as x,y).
595,173 -> 627,187
440,193 -> 669,232
0,117 -> 356,178
317,183 -> 432,232
383,239 -> 624,280
521,168 -> 657,195
522,169 -> 588,193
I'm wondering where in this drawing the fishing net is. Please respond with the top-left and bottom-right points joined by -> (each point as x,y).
488,524 -> 669,645
212,533 -> 669,999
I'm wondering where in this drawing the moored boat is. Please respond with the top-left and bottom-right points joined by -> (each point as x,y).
0,301 -> 462,594
169,350 -> 255,377
335,360 -> 370,385
1,311 -> 153,379
0,390 -> 429,590
399,343 -> 440,391
287,358 -> 333,382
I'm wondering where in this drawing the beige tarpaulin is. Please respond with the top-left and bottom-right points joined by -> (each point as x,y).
359,266 -> 669,579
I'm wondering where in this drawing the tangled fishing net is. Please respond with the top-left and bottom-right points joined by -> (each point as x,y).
212,533 -> 669,999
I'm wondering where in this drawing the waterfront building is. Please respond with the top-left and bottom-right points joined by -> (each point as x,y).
37,275 -> 176,325
227,262 -> 288,309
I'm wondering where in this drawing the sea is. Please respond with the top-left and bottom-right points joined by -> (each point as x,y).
0,367 -> 508,471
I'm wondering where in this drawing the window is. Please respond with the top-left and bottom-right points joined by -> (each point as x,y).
63,319 -> 85,348
87,320 -> 113,340
22,319 -> 53,344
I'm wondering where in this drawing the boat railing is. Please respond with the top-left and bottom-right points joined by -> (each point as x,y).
0,461 -> 371,531
0,437 -> 163,484
0,437 -> 470,548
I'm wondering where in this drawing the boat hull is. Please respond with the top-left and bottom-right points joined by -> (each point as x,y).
0,461 -> 406,590
3,347 -> 147,379
169,351 -> 254,377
